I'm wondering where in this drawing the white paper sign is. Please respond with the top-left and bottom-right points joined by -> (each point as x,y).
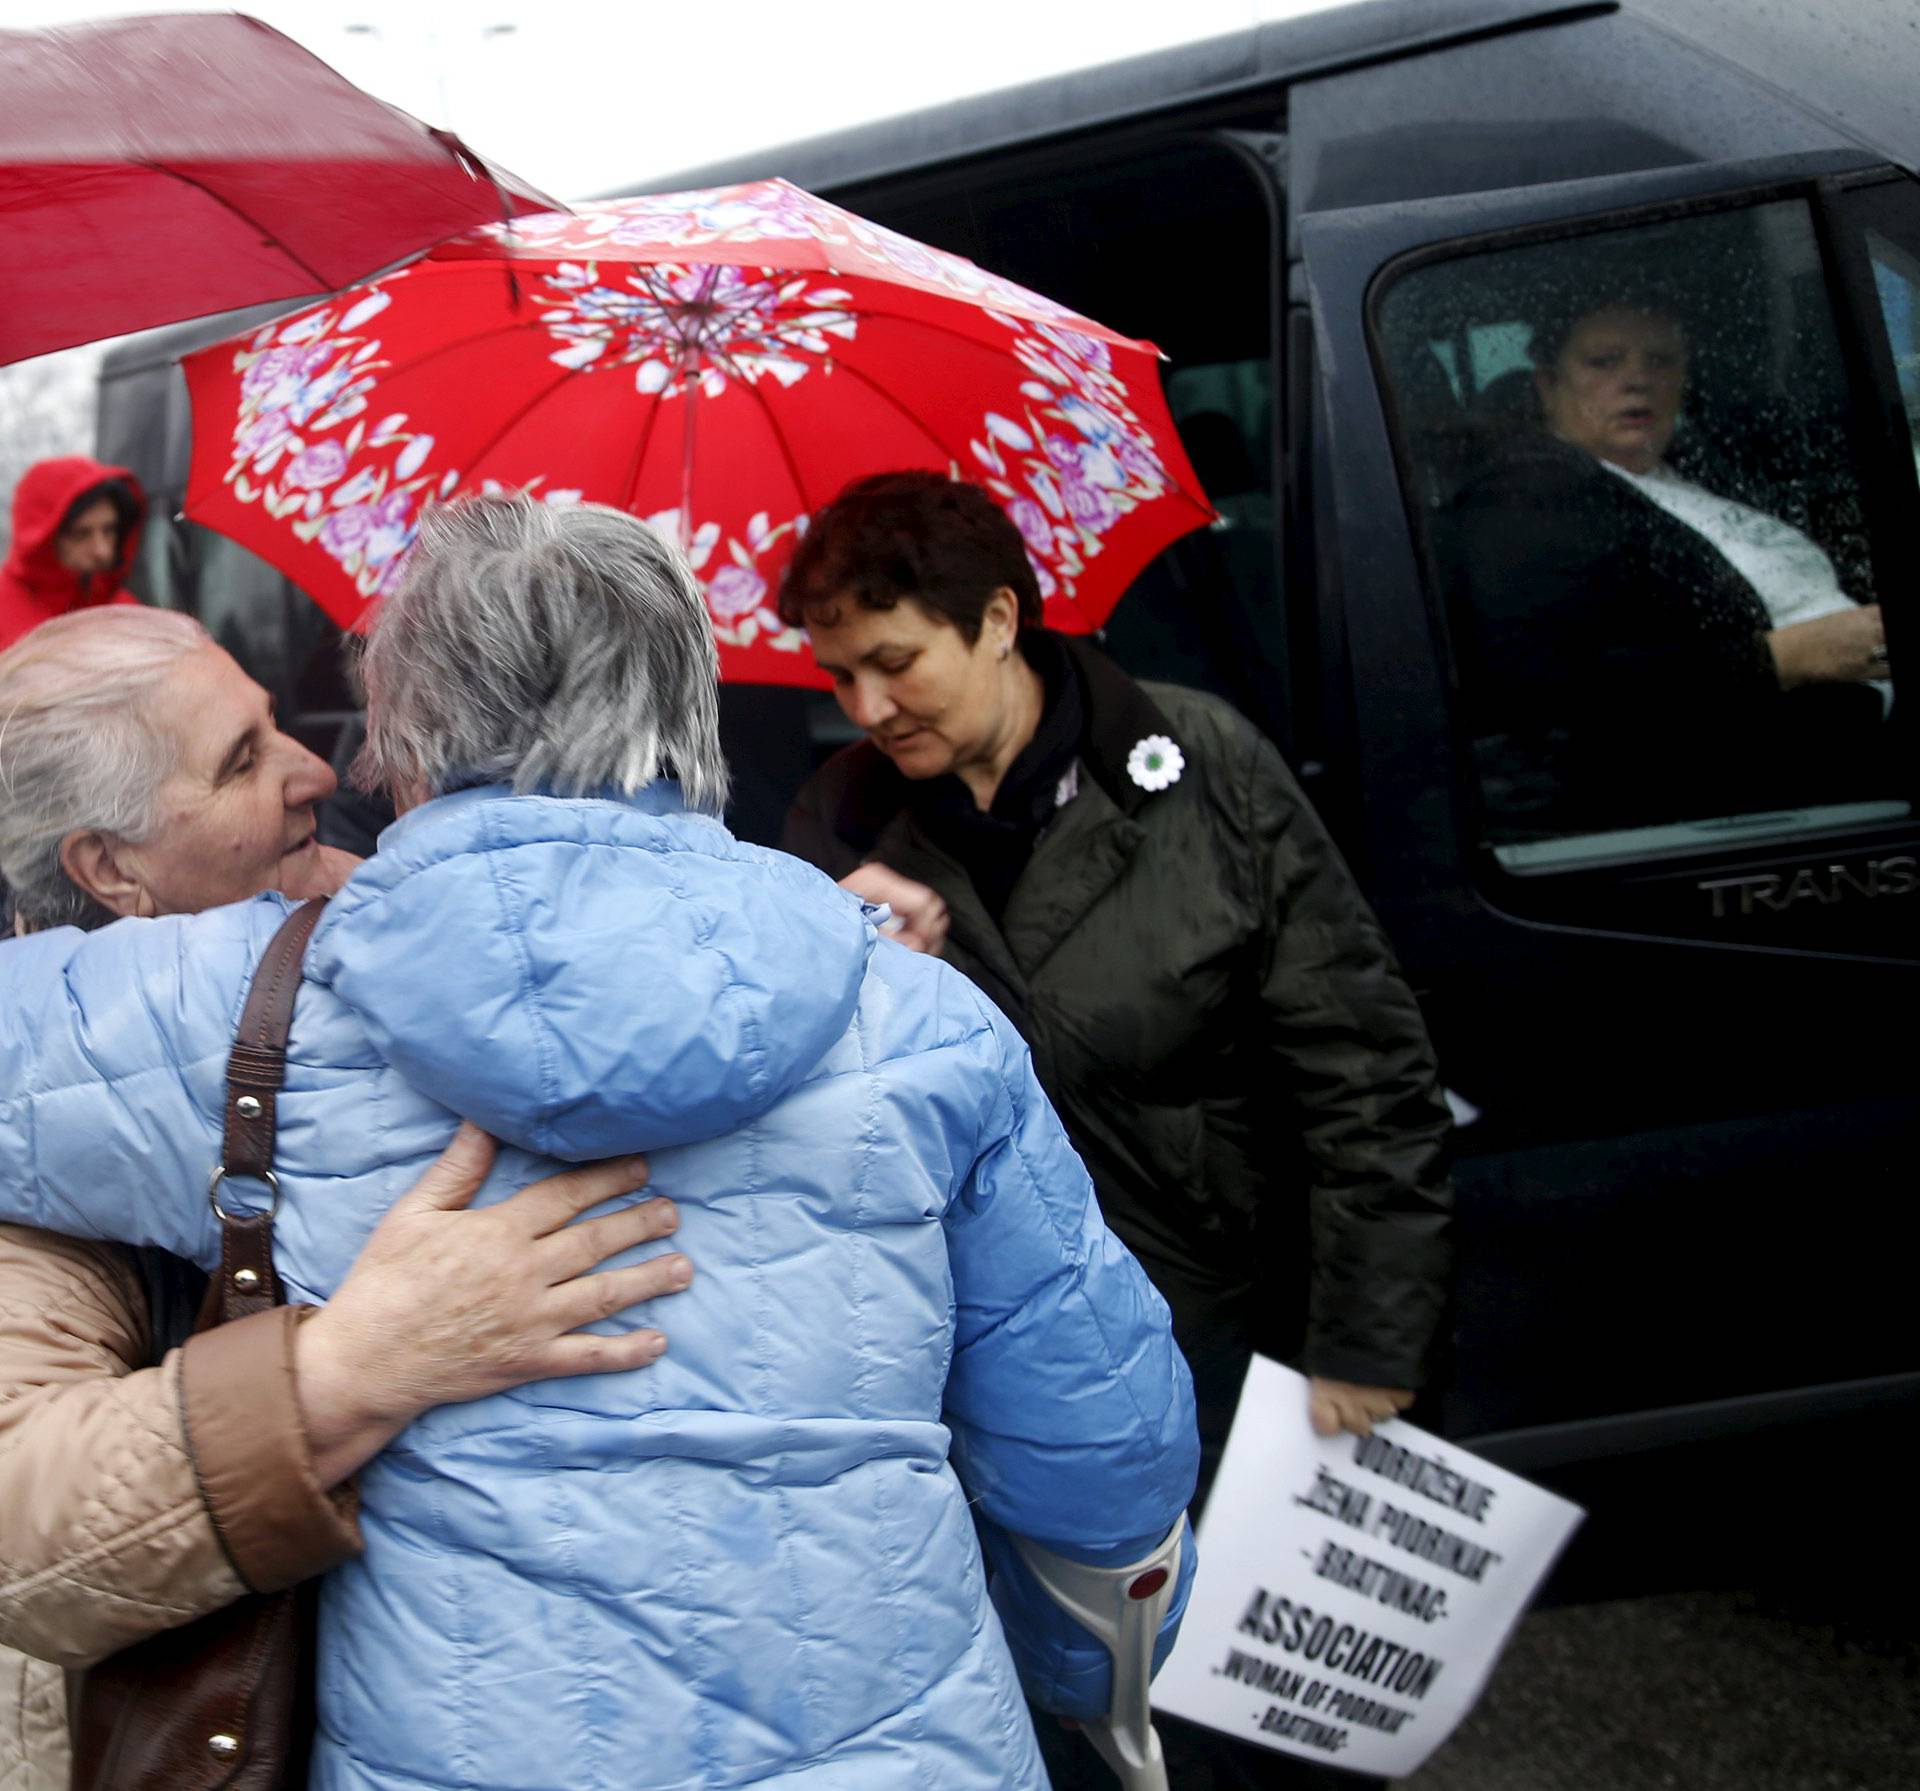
1151,1356 -> 1583,1778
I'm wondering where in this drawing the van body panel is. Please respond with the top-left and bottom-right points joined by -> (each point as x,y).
1290,13 -> 1864,222
623,3 -> 1609,200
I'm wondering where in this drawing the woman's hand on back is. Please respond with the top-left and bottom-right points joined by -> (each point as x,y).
294,1124 -> 691,1486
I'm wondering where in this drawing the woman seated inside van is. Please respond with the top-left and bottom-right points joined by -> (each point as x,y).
0,496 -> 1198,1791
1445,289 -> 1891,837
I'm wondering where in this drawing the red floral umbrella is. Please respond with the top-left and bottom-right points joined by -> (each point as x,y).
182,179 -> 1213,686
0,12 -> 556,366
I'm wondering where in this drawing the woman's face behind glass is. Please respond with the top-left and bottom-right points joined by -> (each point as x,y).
1536,304 -> 1688,474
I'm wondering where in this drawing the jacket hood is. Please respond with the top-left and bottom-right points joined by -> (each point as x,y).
0,456 -> 145,634
306,783 -> 876,1160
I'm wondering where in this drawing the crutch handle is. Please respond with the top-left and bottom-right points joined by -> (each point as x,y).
1014,1522 -> 1184,1791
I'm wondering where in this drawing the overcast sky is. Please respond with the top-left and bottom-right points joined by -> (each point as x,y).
3,0 -> 1335,199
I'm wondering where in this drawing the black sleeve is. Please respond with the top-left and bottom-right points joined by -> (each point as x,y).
780,769 -> 862,879
1451,453 -> 1779,736
1243,732 -> 1455,1389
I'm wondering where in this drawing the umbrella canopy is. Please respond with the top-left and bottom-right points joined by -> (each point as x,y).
0,12 -> 557,366
182,179 -> 1213,686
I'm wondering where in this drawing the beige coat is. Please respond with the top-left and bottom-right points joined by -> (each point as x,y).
0,1223 -> 361,1788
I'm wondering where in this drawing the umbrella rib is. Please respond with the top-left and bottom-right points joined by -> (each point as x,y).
370,312 -> 551,384
833,300 -> 1104,359
832,301 -> 1209,501
698,342 -> 823,521
142,161 -> 334,292
456,360 -> 596,489
616,387 -> 670,518
802,352 -> 963,465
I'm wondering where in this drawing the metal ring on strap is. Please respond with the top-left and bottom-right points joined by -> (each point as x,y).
207,1164 -> 282,1222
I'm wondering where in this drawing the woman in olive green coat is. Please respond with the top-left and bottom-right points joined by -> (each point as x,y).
780,473 -> 1453,1483
781,472 -> 1451,1790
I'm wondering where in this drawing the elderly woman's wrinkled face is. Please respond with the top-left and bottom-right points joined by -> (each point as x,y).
805,590 -> 1020,783
1536,305 -> 1687,475
108,644 -> 337,916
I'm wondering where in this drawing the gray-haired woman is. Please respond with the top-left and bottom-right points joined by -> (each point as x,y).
0,495 -> 1198,1790
0,604 -> 692,1788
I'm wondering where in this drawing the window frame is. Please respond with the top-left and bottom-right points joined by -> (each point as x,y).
1363,167 -> 1920,891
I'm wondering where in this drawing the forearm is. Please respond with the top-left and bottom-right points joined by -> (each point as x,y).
1293,1011 -> 1455,1385
176,1307 -> 362,1600
0,1343 -> 244,1668
1294,1062 -> 1455,1387
0,1227 -> 358,1668
1251,740 -> 1456,1387
976,1515 -> 1198,1720
293,1305 -> 415,1487
944,1021 -> 1198,1561
1303,1177 -> 1453,1389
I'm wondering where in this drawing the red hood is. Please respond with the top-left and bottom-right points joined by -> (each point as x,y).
0,455 -> 146,648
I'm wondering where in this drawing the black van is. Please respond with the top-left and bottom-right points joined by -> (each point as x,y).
97,0 -> 1918,1592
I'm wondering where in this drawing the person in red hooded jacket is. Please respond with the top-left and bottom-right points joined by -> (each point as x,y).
0,456 -> 145,649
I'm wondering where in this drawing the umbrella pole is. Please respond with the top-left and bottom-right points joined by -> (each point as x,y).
678,354 -> 700,562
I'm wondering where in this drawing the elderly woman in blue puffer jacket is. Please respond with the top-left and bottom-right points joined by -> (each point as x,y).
0,496 -> 1198,1790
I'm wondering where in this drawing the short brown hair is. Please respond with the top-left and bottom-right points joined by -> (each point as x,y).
777,471 -> 1042,643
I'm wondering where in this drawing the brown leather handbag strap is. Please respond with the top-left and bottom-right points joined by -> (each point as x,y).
203,899 -> 328,1326
74,897 -> 332,1791
220,899 -> 328,1184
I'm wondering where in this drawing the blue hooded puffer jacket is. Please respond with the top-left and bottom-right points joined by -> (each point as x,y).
0,784 -> 1199,1791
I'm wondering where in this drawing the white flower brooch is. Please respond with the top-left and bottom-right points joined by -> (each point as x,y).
1126,734 -> 1185,793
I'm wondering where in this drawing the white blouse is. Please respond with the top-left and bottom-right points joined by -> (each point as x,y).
1604,459 -> 1890,706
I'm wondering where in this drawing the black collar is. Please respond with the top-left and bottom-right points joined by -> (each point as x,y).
1059,633 -> 1181,819
826,630 -> 1182,852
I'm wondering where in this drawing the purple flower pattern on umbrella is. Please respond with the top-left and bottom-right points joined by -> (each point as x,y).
1060,473 -> 1119,534
236,409 -> 294,470
643,506 -> 807,651
221,291 -> 444,604
1006,496 -> 1053,561
317,504 -> 373,557
968,314 -> 1173,611
706,563 -> 768,621
285,440 -> 348,490
362,491 -> 417,567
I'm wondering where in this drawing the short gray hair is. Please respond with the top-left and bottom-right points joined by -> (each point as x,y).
0,607 -> 211,932
356,497 -> 730,814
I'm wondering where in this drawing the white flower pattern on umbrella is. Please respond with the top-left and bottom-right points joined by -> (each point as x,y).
968,314 -> 1172,607
540,262 -> 856,400
1126,734 -> 1185,793
222,300 -> 435,598
205,179 -> 1204,661
640,507 -> 809,655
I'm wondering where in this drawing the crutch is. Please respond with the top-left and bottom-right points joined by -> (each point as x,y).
1017,1521 -> 1185,1791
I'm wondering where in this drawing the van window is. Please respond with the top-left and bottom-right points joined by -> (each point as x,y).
1373,200 -> 1905,873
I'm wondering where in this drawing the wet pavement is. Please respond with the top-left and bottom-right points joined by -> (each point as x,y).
1403,1587 -> 1920,1790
